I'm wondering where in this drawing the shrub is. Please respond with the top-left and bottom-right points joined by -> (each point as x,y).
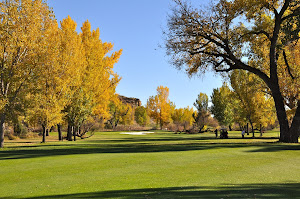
4,127 -> 18,140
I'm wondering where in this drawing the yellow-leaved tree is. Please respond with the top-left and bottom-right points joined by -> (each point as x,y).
27,16 -> 88,143
27,19 -> 63,143
147,86 -> 174,129
106,95 -> 134,129
0,0 -> 55,147
57,16 -> 87,141
63,20 -> 122,141
230,70 -> 277,135
80,20 -> 122,120
0,2 -> 122,146
172,106 -> 195,132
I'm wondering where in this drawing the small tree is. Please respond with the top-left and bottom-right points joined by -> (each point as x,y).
210,84 -> 234,129
172,107 -> 194,131
135,106 -> 149,126
147,86 -> 174,129
106,98 -> 132,129
193,93 -> 210,132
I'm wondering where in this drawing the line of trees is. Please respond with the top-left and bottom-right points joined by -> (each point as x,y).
145,84 -> 277,135
0,0 -> 122,147
1,0 -> 297,147
146,86 -> 218,132
210,81 -> 277,134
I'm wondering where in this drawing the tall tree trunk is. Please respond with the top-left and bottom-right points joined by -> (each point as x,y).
160,111 -> 162,130
57,124 -> 62,141
249,121 -> 254,138
42,125 -> 46,143
78,127 -> 81,138
246,123 -> 249,135
260,124 -> 262,137
0,113 -> 6,148
288,105 -> 300,143
271,85 -> 298,143
73,126 -> 76,141
67,123 -> 72,141
239,124 -> 243,131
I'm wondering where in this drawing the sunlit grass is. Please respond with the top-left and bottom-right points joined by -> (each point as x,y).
0,130 -> 299,198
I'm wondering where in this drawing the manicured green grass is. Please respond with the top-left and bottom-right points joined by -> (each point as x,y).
0,130 -> 299,199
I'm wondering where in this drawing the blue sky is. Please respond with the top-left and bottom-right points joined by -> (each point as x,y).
48,0 -> 223,108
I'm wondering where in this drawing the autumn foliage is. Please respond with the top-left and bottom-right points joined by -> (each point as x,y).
147,86 -> 174,129
166,0 -> 300,143
0,0 -> 122,147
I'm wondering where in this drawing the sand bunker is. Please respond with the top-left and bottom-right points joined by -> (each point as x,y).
120,132 -> 154,135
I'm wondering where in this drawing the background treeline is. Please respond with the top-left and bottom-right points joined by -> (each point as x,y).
145,81 -> 277,134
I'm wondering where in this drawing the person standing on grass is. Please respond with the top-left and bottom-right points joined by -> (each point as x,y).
214,129 -> 218,138
242,130 -> 245,139
224,130 -> 228,138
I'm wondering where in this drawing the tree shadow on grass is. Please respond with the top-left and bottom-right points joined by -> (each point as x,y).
246,144 -> 300,152
0,143 -> 237,160
0,139 -> 299,160
5,183 -> 299,199
90,136 -> 279,143
3,132 -> 280,147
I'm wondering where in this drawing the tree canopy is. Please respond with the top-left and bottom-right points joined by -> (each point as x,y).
166,0 -> 300,142
229,70 -> 277,130
193,93 -> 210,132
0,1 -> 122,147
210,84 -> 234,128
147,86 -> 174,129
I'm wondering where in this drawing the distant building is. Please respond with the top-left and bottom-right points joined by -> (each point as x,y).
118,95 -> 141,107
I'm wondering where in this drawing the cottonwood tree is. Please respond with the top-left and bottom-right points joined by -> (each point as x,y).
29,16 -> 86,142
0,0 -> 55,147
80,20 -> 122,121
166,0 -> 300,142
210,84 -> 234,128
27,18 -> 72,143
182,107 -> 195,130
0,3 -> 122,146
56,16 -> 87,141
147,86 -> 174,129
193,93 -> 210,132
106,97 -> 133,129
135,106 -> 149,126
64,19 -> 122,140
172,106 -> 194,131
230,70 -> 277,133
